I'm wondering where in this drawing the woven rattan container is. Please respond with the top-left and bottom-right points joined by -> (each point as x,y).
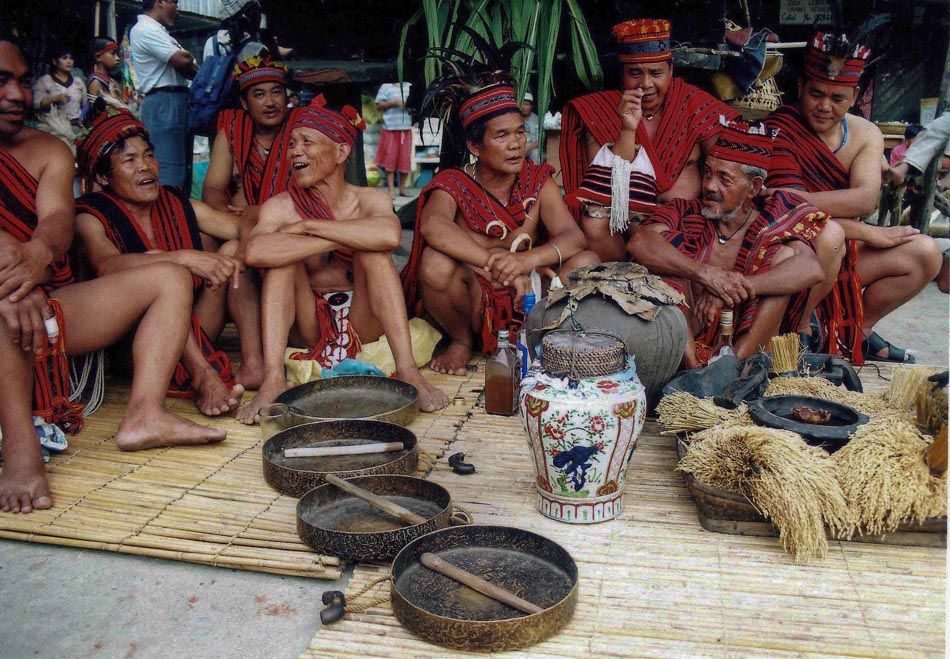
540,330 -> 626,379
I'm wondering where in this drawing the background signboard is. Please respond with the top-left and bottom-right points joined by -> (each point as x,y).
779,0 -> 834,25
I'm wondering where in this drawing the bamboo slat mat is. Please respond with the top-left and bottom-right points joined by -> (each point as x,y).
0,369 -> 477,579
304,360 -> 946,658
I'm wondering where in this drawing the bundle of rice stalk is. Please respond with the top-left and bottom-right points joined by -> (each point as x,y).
834,417 -> 948,536
656,392 -> 748,435
885,366 -> 939,412
767,333 -> 801,374
766,376 -> 902,419
916,376 -> 948,435
678,424 -> 854,562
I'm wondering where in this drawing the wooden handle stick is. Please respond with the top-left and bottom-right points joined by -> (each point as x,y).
419,552 -> 543,615
285,442 -> 404,458
323,473 -> 427,526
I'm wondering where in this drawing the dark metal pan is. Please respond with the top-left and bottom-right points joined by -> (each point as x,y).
390,525 -> 578,651
297,475 -> 465,561
275,376 -> 418,427
262,420 -> 418,497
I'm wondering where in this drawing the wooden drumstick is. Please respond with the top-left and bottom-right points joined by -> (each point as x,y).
323,473 -> 427,526
284,441 -> 404,458
419,552 -> 543,615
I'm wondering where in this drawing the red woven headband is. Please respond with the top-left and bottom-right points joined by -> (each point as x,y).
291,96 -> 365,149
613,18 -> 672,64
707,115 -> 777,171
804,32 -> 870,87
75,109 -> 149,176
232,55 -> 288,93
459,84 -> 519,130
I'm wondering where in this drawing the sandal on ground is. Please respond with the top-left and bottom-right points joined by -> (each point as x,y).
862,330 -> 916,364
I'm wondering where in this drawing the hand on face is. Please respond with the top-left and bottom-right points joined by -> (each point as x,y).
618,88 -> 644,132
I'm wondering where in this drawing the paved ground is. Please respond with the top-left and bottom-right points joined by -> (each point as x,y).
1,235 -> 947,659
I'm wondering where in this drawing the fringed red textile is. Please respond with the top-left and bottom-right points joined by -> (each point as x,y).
32,299 -> 85,434
0,147 -> 83,431
765,104 -> 864,363
645,191 -> 827,364
561,80 -> 737,220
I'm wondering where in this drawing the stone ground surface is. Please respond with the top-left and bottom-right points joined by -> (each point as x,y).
0,226 -> 947,659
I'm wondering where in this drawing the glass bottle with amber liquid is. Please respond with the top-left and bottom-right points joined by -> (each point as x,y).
485,329 -> 519,416
719,309 -> 734,355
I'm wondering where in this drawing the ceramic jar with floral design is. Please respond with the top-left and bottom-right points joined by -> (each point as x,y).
520,361 -> 646,523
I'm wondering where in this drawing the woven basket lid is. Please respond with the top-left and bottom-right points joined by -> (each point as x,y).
540,330 -> 626,379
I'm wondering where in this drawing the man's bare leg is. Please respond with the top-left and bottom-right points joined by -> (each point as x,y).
796,220 -> 845,339
218,239 -> 265,389
0,264 -> 227,513
178,326 -> 244,417
0,324 -> 52,513
236,264 -> 308,425
418,247 -> 482,376
734,294 -> 791,361
583,217 -> 626,263
351,251 -> 448,412
856,235 -> 943,358
59,263 -> 229,450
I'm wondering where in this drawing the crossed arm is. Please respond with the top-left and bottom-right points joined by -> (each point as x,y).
244,189 -> 401,269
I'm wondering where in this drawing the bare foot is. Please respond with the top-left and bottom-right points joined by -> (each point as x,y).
0,455 -> 52,514
115,410 -> 227,451
234,360 -> 265,390
193,373 -> 245,417
429,341 -> 472,376
236,378 -> 294,425
396,367 -> 449,412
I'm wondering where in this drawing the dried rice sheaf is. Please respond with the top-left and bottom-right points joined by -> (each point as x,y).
766,376 -> 902,420
656,392 -> 748,435
834,417 -> 948,536
885,366 -> 941,412
678,424 -> 855,562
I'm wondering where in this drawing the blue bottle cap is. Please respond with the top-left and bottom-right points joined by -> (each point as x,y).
523,293 -> 536,314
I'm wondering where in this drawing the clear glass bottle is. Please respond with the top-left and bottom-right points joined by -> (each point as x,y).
485,329 -> 519,416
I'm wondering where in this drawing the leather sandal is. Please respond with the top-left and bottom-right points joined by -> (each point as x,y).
862,330 -> 916,364
798,311 -> 823,353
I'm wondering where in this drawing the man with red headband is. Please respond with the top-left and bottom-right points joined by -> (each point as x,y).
203,55 -> 294,235
629,117 -> 826,367
238,101 -> 449,423
561,18 -> 739,261
401,77 -> 596,375
75,105 -> 251,416
765,32 -> 942,364
0,40 -> 225,514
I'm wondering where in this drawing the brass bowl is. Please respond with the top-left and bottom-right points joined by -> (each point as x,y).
275,376 -> 418,427
297,475 -> 454,562
391,525 -> 578,651
262,420 -> 418,497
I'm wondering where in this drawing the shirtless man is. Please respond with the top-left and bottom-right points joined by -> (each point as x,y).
238,102 -> 448,423
560,18 -> 738,261
74,106 -> 252,414
629,118 -> 825,366
765,32 -> 942,364
0,40 -> 224,514
202,54 -> 293,235
402,77 -> 597,374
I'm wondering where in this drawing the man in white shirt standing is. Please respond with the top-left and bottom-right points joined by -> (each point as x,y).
130,0 -> 198,188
